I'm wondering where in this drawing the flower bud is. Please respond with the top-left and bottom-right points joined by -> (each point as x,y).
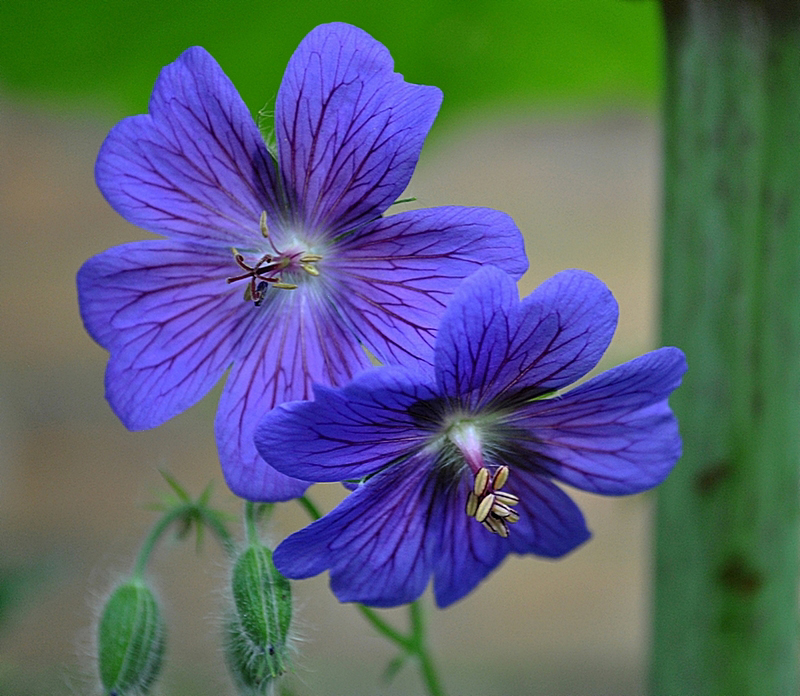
225,543 -> 292,694
97,578 -> 165,696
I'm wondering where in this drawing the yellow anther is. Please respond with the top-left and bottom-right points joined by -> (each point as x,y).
465,491 -> 479,518
259,211 -> 269,237
493,491 -> 519,506
493,465 -> 510,490
482,516 -> 509,538
491,502 -> 514,518
475,493 -> 495,523
272,282 -> 298,290
473,468 -> 490,497
467,465 -> 520,536
301,253 -> 324,262
300,263 -> 320,276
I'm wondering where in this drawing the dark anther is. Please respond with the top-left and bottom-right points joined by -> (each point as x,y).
253,281 -> 269,307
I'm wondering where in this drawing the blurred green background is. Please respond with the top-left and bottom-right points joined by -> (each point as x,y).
0,1 -> 664,695
0,0 -> 660,117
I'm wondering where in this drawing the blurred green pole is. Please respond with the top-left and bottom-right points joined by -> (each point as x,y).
653,1 -> 800,694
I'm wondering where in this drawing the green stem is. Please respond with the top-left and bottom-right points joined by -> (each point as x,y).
131,502 -> 235,579
296,494 -> 322,522
243,500 -> 260,546
297,495 -> 447,696
408,600 -> 445,696
356,605 -> 411,649
654,1 -> 800,694
131,505 -> 186,579
243,501 -> 274,546
200,507 -> 237,558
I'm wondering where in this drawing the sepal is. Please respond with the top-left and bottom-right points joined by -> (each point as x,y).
97,578 -> 165,696
225,543 -> 293,694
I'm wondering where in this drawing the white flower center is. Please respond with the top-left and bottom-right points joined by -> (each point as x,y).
226,211 -> 323,306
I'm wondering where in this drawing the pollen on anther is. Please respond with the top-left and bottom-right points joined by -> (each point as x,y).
466,465 -> 521,536
482,516 -> 509,537
493,491 -> 519,506
466,491 -> 479,517
493,465 -> 510,490
475,493 -> 495,523
491,502 -> 514,518
473,468 -> 490,497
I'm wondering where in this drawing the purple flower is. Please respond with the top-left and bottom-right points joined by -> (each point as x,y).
77,23 -> 527,501
255,266 -> 687,607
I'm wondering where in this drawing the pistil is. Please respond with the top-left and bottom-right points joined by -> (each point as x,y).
226,211 -> 322,305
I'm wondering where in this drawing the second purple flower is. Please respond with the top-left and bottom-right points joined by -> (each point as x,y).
77,23 -> 527,501
255,267 -> 687,607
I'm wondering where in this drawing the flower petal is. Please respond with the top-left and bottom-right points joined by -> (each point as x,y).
518,347 -> 687,494
77,240 -> 253,429
256,367 -> 438,483
334,207 -> 528,371
275,23 -> 442,234
436,266 -> 618,408
215,287 -> 372,501
273,454 -> 439,607
431,476 -> 508,607
96,46 -> 280,247
507,472 -> 591,557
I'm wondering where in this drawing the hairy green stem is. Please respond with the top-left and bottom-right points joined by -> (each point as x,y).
653,1 -> 800,693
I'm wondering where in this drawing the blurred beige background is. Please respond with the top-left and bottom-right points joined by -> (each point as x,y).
0,100 -> 661,695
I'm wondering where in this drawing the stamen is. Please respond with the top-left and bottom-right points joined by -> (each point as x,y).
465,491 -> 479,517
491,502 -> 514,518
475,494 -> 495,523
464,465 -> 520,537
493,465 -> 509,490
226,214 -> 323,305
473,468 -> 490,497
483,516 -> 510,538
493,491 -> 520,506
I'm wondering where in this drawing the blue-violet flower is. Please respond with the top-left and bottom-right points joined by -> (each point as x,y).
255,266 -> 687,607
77,23 -> 527,501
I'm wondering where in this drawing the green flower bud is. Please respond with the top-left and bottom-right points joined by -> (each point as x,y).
225,544 -> 292,694
97,579 -> 165,696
